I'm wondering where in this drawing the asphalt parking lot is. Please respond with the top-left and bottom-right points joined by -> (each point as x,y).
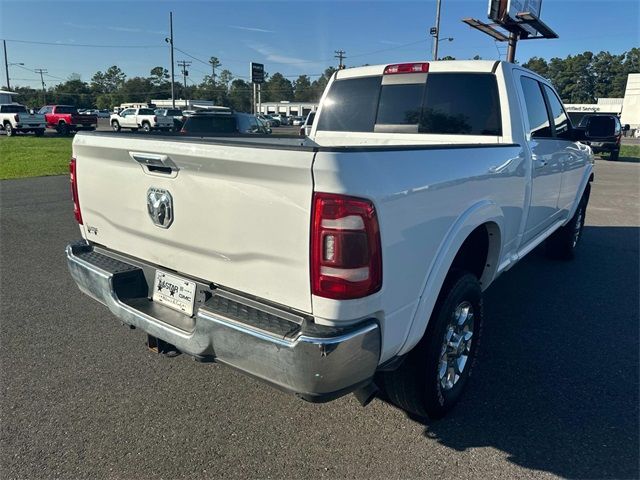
1,159 -> 638,479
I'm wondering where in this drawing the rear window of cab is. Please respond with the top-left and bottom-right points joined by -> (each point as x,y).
316,72 -> 502,136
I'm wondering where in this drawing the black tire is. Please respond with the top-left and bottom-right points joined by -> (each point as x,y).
57,123 -> 69,136
545,189 -> 589,260
5,122 -> 14,137
142,122 -> 151,132
111,120 -> 121,132
609,149 -> 620,161
379,271 -> 483,420
34,129 -> 44,137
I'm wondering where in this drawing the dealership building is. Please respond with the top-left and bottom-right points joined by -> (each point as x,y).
564,73 -> 640,130
258,101 -> 318,117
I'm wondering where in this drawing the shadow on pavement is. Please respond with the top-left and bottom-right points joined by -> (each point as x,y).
385,226 -> 640,479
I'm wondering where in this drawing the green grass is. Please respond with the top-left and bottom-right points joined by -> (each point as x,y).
0,136 -> 73,179
619,144 -> 640,162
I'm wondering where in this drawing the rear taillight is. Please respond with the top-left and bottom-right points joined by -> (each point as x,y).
14,114 -> 19,122
153,116 -> 158,122
70,157 -> 83,224
383,62 -> 430,74
311,193 -> 382,300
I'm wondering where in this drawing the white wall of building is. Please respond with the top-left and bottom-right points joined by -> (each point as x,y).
620,73 -> 640,129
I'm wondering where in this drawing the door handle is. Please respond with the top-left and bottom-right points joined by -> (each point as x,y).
130,152 -> 179,176
534,159 -> 548,170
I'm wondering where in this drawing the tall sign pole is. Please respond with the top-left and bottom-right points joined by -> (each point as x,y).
432,0 -> 442,60
250,62 -> 264,114
168,12 -> 175,108
3,40 -> 10,90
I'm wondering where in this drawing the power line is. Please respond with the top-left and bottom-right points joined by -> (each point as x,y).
1,38 -> 164,48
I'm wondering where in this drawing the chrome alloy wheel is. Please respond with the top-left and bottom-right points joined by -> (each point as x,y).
438,301 -> 474,391
572,206 -> 584,248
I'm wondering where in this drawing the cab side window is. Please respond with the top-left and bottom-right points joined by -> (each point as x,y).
542,84 -> 572,140
520,76 -> 552,139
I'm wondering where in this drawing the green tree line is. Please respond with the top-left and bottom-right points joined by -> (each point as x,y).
8,48 -> 638,111
10,62 -> 337,112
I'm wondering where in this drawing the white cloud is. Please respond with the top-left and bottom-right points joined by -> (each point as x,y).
229,25 -> 275,34
248,43 -> 324,71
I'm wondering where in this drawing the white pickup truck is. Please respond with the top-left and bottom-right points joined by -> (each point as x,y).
67,61 -> 602,419
0,104 -> 46,136
110,107 -> 173,132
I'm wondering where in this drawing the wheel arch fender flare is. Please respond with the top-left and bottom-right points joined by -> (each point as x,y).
397,200 -> 505,356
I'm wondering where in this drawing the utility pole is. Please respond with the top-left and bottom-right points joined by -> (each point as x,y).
432,0 -> 442,60
334,50 -> 346,70
3,40 -> 10,90
209,56 -> 220,83
506,32 -> 519,63
177,60 -> 191,108
165,12 -> 176,108
35,68 -> 47,104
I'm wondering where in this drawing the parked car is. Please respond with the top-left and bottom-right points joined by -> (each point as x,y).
67,60 -> 599,420
180,112 -> 270,135
265,114 -> 281,127
155,108 -> 184,131
274,114 -> 289,126
0,103 -> 46,136
577,114 -> 626,160
258,114 -> 279,127
110,107 -> 173,132
39,105 -> 97,135
291,116 -> 305,126
299,111 -> 315,137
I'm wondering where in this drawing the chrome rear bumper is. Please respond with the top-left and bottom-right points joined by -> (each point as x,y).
66,242 -> 380,401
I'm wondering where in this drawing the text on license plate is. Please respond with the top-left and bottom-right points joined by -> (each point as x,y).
152,271 -> 197,316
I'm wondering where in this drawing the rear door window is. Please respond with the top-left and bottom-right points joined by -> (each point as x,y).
56,106 -> 78,114
138,108 -> 155,115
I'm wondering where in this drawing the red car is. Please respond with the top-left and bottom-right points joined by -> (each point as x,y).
38,105 -> 97,135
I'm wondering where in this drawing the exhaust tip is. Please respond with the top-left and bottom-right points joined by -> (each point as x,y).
353,382 -> 379,407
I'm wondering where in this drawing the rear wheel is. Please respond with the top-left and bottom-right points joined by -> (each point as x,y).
111,120 -> 121,132
142,122 -> 151,132
379,271 -> 483,419
609,149 -> 620,161
34,129 -> 44,137
57,123 -> 69,136
4,122 -> 14,137
545,189 -> 589,260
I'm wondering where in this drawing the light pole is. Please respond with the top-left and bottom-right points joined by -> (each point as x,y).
431,0 -> 442,60
2,41 -> 23,90
437,37 -> 454,59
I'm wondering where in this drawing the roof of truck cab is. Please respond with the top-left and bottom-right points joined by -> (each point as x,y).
334,60 -> 505,80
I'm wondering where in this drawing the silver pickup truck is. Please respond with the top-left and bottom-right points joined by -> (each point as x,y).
67,60 -> 603,418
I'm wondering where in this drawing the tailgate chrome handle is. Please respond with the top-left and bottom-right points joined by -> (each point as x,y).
130,152 -> 179,176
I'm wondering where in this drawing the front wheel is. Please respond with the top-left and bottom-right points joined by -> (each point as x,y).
545,190 -> 589,260
609,149 -> 620,161
379,271 -> 483,419
111,120 -> 121,132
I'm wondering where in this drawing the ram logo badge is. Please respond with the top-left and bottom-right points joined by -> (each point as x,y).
147,188 -> 173,228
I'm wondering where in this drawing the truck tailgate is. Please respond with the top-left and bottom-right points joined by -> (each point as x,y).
72,134 -> 315,313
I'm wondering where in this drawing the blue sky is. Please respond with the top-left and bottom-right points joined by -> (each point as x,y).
1,0 -> 638,89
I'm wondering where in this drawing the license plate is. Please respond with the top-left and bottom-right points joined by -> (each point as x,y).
152,271 -> 197,316
591,142 -> 603,147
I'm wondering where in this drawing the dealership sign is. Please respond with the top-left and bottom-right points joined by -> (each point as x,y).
564,104 -> 623,114
250,62 -> 265,84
